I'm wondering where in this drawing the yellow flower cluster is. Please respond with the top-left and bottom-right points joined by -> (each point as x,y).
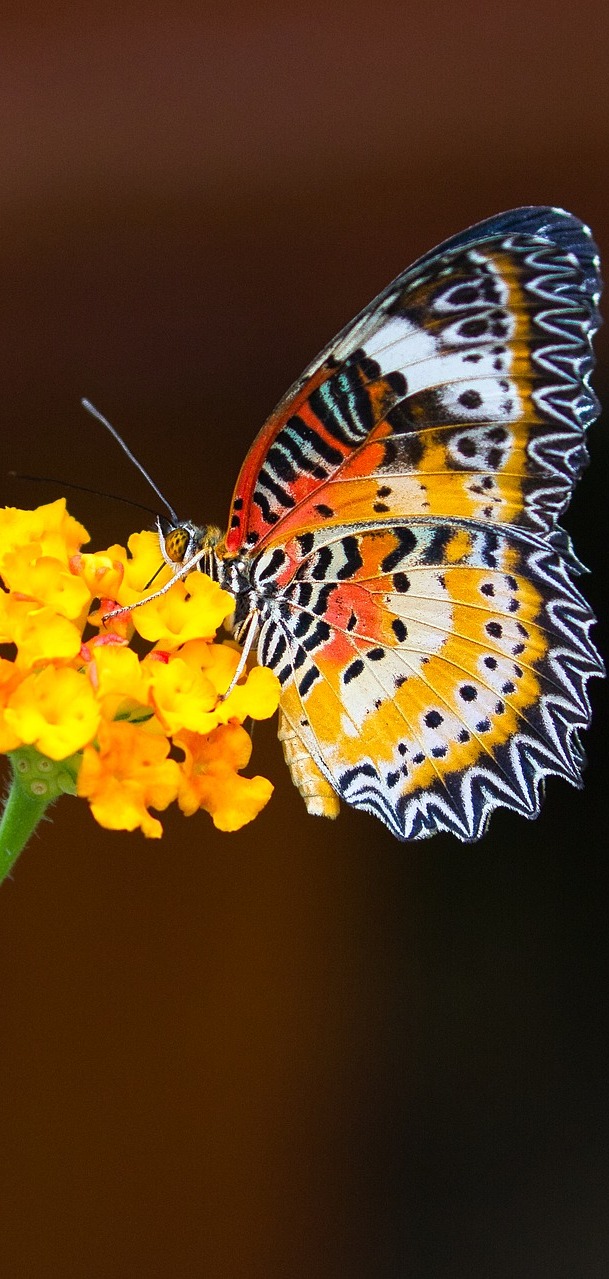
0,500 -> 280,837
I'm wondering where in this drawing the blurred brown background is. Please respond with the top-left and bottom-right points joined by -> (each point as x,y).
1,2 -> 608,1275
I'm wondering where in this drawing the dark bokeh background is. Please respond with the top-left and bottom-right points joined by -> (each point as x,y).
1,3 -> 608,1275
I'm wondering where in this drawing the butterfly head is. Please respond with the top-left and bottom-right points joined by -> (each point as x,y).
157,516 -> 223,579
102,518 -> 224,626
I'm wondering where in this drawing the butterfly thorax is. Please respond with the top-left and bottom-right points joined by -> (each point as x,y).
213,551 -> 260,641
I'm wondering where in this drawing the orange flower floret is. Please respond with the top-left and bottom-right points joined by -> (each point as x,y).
88,645 -> 153,721
1,595 -> 83,669
78,720 -> 180,838
0,498 -> 89,568
133,571 -> 234,646
176,723 -> 274,831
218,665 -> 283,725
4,666 -> 101,760
146,656 -> 220,736
1,546 -> 91,620
118,531 -> 175,599
71,550 -> 125,602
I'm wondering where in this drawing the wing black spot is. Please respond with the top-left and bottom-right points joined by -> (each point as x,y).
392,618 -> 408,643
424,710 -> 443,729
343,658 -> 365,684
297,532 -> 315,556
459,684 -> 478,701
459,389 -> 483,409
299,667 -> 320,697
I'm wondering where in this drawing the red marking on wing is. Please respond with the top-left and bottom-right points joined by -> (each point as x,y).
225,363 -> 334,554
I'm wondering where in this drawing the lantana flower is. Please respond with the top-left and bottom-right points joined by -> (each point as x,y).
0,500 -> 280,884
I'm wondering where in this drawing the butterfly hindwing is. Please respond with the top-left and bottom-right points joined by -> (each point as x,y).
250,519 -> 601,840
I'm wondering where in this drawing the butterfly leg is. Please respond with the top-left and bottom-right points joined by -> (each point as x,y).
222,608 -> 261,699
102,544 -> 212,623
277,711 -> 340,819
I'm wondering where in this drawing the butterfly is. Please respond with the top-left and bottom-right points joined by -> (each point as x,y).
152,206 -> 603,842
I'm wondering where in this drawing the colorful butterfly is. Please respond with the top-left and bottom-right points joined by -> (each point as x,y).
157,206 -> 603,841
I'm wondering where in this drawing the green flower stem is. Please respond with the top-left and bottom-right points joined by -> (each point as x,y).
0,775 -> 51,884
0,747 -> 81,886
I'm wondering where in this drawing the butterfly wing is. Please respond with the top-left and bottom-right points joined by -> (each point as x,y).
220,207 -> 602,839
250,519 -> 601,840
226,206 -> 600,555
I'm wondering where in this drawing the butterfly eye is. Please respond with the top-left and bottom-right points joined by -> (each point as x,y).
163,526 -> 191,564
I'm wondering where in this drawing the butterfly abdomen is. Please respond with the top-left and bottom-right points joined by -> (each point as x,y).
277,711 -> 340,819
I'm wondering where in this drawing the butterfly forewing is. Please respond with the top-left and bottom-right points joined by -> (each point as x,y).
226,207 -> 600,556
216,207 -> 602,840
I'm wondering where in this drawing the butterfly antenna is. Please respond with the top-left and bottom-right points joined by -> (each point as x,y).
81,398 -> 179,523
8,471 -> 163,520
